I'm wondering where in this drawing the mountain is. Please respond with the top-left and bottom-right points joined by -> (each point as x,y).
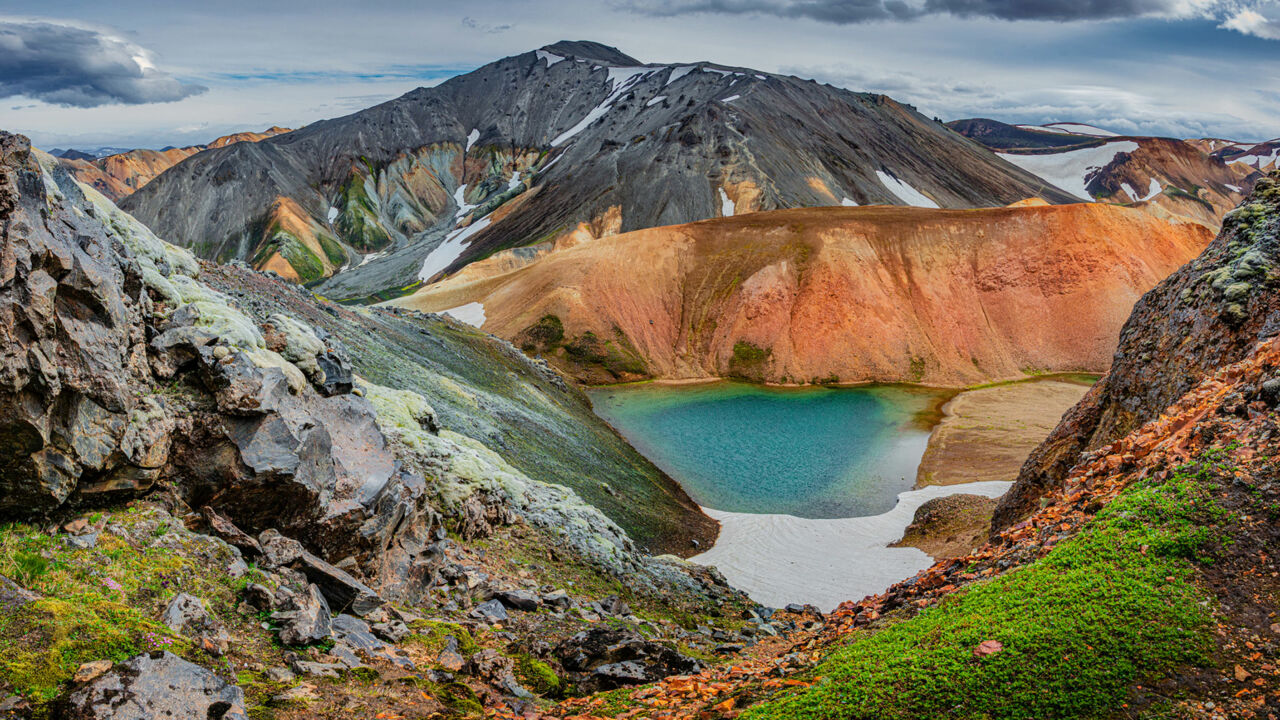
950,118 -> 1261,228
121,41 -> 1079,297
56,126 -> 291,203
390,201 -> 1213,385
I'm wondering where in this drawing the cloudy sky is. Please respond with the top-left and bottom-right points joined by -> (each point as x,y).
3,0 -> 1279,151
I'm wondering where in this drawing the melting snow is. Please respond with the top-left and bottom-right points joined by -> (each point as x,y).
1140,178 -> 1162,201
466,129 -> 480,151
1226,183 -> 1242,193
535,50 -> 565,67
754,74 -> 766,80
1044,122 -> 1120,138
1231,147 -> 1280,169
358,250 -> 387,267
875,170 -> 940,209
418,217 -> 492,282
453,184 -> 476,218
665,66 -> 696,86
326,206 -> 338,223
997,141 -> 1140,202
551,67 -> 654,147
507,171 -> 521,190
692,481 -> 1013,611
841,197 -> 858,206
702,68 -> 734,77
440,301 -> 486,328
721,94 -> 741,103
646,95 -> 667,107
719,188 -> 735,217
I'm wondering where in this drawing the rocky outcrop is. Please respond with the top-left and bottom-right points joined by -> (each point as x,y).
554,627 -> 703,692
993,172 -> 1280,529
0,130 -> 723,617
122,41 -> 1077,296
394,202 -> 1212,385
63,651 -> 247,720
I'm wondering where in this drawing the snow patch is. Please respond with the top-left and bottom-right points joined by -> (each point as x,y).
1044,122 -> 1120,138
551,67 -> 654,147
718,187 -> 735,217
754,74 -> 766,80
1226,183 -> 1242,193
721,94 -> 741,103
466,128 -> 480,151
507,171 -> 521,190
358,251 -> 387,267
665,65 -> 695,86
1140,177 -> 1162,201
535,50 -> 565,67
875,170 -> 940,209
841,197 -> 858,207
440,302 -> 486,328
646,95 -> 667,107
453,184 -> 476,218
418,217 -> 492,282
326,206 -> 338,223
997,141 -> 1140,202
692,481 -> 1013,611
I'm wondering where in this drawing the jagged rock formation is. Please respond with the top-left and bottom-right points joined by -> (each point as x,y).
393,202 -> 1212,385
122,41 -> 1076,297
57,127 -> 290,203
993,171 -> 1280,529
951,118 -> 1261,229
0,125 -> 718,623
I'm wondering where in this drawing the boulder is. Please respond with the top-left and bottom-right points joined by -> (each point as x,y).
272,584 -> 331,646
160,593 -> 231,655
493,589 -> 540,612
470,599 -> 509,624
555,627 -> 702,692
0,574 -> 38,612
200,507 -> 261,557
63,651 -> 247,719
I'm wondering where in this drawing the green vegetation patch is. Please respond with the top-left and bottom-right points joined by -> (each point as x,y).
746,459 -> 1223,720
728,341 -> 771,380
0,508 -> 245,705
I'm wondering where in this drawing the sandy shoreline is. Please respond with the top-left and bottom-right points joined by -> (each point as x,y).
690,481 -> 1012,611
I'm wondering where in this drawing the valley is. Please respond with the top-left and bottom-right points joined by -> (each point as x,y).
3,17 -> 1280,720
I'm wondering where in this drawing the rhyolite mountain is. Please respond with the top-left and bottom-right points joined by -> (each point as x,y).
394,201 -> 1212,385
122,40 -> 1077,298
57,127 -> 291,203
951,117 -> 1262,229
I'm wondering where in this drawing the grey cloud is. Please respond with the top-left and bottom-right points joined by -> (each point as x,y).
621,0 -> 1226,23
789,62 -> 1275,140
461,16 -> 515,33
0,20 -> 206,107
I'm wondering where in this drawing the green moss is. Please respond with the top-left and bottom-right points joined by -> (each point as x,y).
0,511 -> 244,705
404,620 -> 478,656
728,341 -> 771,380
908,355 -> 927,382
514,653 -> 563,696
746,459 -> 1222,720
518,314 -> 565,353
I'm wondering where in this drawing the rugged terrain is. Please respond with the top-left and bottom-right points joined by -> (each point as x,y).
952,118 -> 1262,228
56,127 -> 290,203
393,201 -> 1212,385
0,130 -> 762,719
121,41 -> 1077,297
3,128 -> 1280,718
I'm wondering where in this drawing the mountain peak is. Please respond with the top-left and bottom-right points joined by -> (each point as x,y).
538,40 -> 641,66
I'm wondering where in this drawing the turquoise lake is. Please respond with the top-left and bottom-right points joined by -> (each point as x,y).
586,382 -> 950,519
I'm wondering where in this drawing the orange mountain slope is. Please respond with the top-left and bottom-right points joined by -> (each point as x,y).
392,203 -> 1213,385
59,127 -> 291,202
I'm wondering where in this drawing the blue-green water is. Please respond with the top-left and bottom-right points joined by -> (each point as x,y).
586,382 -> 950,519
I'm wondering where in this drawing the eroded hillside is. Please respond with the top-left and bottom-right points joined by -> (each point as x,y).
394,202 -> 1213,385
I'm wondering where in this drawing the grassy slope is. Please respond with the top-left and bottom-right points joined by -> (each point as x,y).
746,455 -> 1231,719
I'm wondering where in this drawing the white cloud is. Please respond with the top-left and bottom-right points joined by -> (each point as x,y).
1220,7 -> 1280,38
